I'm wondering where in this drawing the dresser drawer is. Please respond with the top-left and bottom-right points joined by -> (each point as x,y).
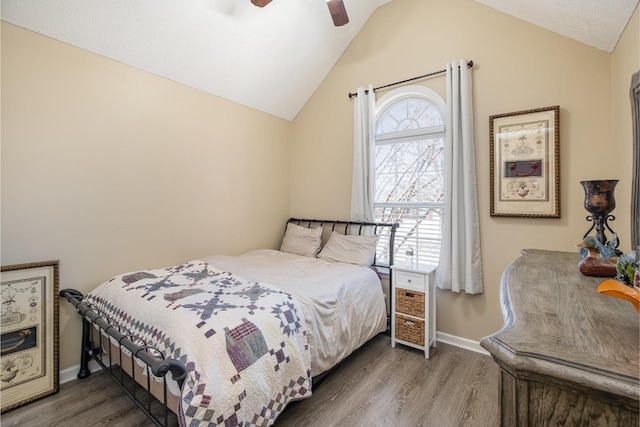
395,314 -> 425,346
395,270 -> 426,292
395,288 -> 425,317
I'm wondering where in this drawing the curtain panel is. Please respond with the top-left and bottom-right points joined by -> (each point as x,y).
350,85 -> 375,222
435,59 -> 484,294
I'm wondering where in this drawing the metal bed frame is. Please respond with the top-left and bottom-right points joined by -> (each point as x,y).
59,288 -> 187,426
59,218 -> 398,426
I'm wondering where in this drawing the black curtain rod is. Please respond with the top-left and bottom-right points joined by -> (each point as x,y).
348,60 -> 473,99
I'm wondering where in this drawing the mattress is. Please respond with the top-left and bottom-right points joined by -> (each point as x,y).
199,249 -> 387,375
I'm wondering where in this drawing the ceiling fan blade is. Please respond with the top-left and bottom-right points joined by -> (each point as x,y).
251,0 -> 272,7
327,0 -> 349,26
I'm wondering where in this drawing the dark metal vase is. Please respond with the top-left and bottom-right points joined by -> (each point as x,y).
581,179 -> 618,245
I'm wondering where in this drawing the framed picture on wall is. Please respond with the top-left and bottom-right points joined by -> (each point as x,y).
490,105 -> 560,218
1,260 -> 59,413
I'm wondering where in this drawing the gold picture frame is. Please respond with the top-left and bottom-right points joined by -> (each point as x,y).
1,260 -> 59,413
490,105 -> 560,218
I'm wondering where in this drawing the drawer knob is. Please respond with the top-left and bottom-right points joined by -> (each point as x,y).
407,279 -> 412,283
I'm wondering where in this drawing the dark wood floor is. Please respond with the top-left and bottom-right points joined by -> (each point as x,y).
1,335 -> 500,426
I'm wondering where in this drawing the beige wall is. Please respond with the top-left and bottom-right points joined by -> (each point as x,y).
292,0 -> 635,341
1,22 -> 293,370
2,0 -> 638,373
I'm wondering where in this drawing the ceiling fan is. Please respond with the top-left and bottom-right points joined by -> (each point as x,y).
251,0 -> 349,27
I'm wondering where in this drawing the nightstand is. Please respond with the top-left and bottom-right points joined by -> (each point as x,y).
390,264 -> 436,358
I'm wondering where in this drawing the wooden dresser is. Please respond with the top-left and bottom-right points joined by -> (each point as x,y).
481,249 -> 640,427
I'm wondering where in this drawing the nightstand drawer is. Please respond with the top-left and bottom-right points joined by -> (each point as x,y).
395,314 -> 425,346
395,288 -> 425,317
395,270 -> 426,292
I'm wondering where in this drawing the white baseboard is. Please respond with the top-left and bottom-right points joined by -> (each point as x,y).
436,331 -> 490,356
59,360 -> 103,385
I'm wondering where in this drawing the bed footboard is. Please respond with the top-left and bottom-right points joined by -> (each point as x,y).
60,288 -> 188,426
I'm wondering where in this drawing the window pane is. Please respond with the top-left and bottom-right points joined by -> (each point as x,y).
417,138 -> 445,202
375,138 -> 444,203
376,98 -> 444,135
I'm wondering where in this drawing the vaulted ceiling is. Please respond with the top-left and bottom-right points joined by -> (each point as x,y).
2,0 -> 638,121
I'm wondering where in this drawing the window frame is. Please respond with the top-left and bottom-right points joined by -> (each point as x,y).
373,86 -> 447,267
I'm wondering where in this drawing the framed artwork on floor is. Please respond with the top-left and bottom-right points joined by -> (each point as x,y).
490,105 -> 560,218
1,260 -> 59,413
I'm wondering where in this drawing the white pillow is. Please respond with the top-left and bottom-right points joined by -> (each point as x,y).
280,223 -> 323,257
318,231 -> 379,266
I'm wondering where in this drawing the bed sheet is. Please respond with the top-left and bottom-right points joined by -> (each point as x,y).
199,249 -> 387,376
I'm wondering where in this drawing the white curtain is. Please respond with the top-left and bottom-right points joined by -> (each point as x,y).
436,60 -> 484,294
350,85 -> 375,222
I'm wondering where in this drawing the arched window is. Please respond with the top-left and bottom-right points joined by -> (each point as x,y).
374,86 -> 446,267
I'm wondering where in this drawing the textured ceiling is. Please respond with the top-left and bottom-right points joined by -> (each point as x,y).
475,0 -> 639,52
2,0 -> 638,121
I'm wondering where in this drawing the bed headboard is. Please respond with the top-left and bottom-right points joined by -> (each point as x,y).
286,218 -> 399,269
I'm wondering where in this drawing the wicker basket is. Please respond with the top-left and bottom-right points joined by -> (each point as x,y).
395,288 -> 425,317
395,314 -> 425,346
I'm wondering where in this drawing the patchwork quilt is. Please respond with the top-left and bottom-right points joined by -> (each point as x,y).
85,261 -> 312,426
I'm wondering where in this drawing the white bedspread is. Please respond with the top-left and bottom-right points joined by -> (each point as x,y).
199,249 -> 387,375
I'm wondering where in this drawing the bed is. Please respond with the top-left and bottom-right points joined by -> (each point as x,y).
59,218 -> 398,427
